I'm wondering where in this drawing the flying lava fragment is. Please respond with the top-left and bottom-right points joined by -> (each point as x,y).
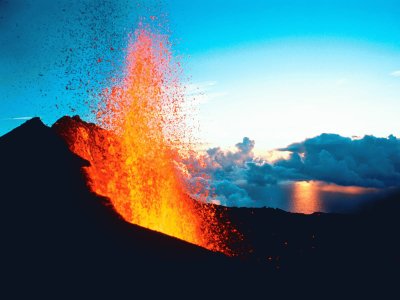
55,27 -> 239,255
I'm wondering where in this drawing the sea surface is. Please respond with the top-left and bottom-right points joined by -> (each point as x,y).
245,180 -> 391,214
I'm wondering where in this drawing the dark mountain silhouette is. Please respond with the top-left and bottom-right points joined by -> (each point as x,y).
1,117 -> 399,296
0,117 -> 240,296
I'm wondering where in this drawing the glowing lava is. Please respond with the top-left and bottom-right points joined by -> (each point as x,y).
55,28 -> 235,254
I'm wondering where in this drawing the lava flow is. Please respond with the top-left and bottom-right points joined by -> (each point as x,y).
55,28 -> 237,254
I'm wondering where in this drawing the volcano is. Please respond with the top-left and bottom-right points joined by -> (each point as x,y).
0,117 -> 234,296
1,117 -> 400,296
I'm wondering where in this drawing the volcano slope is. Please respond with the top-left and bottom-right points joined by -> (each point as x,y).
0,117 -> 238,295
1,117 -> 399,294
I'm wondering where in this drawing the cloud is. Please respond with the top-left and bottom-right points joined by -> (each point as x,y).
186,81 -> 217,92
390,70 -> 400,77
336,78 -> 349,85
185,81 -> 227,104
2,116 -> 33,121
185,137 -> 256,206
189,134 -> 400,206
278,133 -> 400,188
211,179 -> 252,206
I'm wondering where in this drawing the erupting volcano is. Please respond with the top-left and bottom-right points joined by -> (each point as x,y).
54,27 -> 237,254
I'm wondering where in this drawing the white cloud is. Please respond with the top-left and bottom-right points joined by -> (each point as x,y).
185,81 -> 226,104
2,116 -> 33,121
390,70 -> 400,77
189,92 -> 228,104
185,81 -> 217,94
336,78 -> 349,86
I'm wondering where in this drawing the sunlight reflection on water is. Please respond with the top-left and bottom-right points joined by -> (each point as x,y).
249,180 -> 382,214
291,181 -> 322,214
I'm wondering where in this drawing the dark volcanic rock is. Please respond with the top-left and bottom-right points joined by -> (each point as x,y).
1,117 -> 399,296
0,117 -> 234,296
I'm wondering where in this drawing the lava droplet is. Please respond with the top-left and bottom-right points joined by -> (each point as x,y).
56,27 -> 238,255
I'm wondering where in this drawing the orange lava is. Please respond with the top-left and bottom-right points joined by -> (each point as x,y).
56,28 -> 235,254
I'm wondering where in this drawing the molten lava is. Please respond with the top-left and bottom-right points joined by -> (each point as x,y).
55,28 -> 236,254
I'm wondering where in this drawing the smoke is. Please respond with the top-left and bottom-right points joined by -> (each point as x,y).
191,134 -> 400,206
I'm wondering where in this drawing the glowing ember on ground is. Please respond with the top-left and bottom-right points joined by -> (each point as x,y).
55,27 -> 238,255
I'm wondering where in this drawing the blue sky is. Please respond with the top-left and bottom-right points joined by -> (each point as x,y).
0,0 -> 139,133
166,0 -> 400,151
1,0 -> 400,153
167,0 -> 400,54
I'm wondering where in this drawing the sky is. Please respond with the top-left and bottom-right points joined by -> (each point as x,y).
165,0 -> 400,151
0,0 -> 140,132
1,0 -> 400,210
165,0 -> 400,208
1,0 -> 400,152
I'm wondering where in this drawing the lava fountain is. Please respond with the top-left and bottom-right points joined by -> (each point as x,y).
55,27 -> 237,254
